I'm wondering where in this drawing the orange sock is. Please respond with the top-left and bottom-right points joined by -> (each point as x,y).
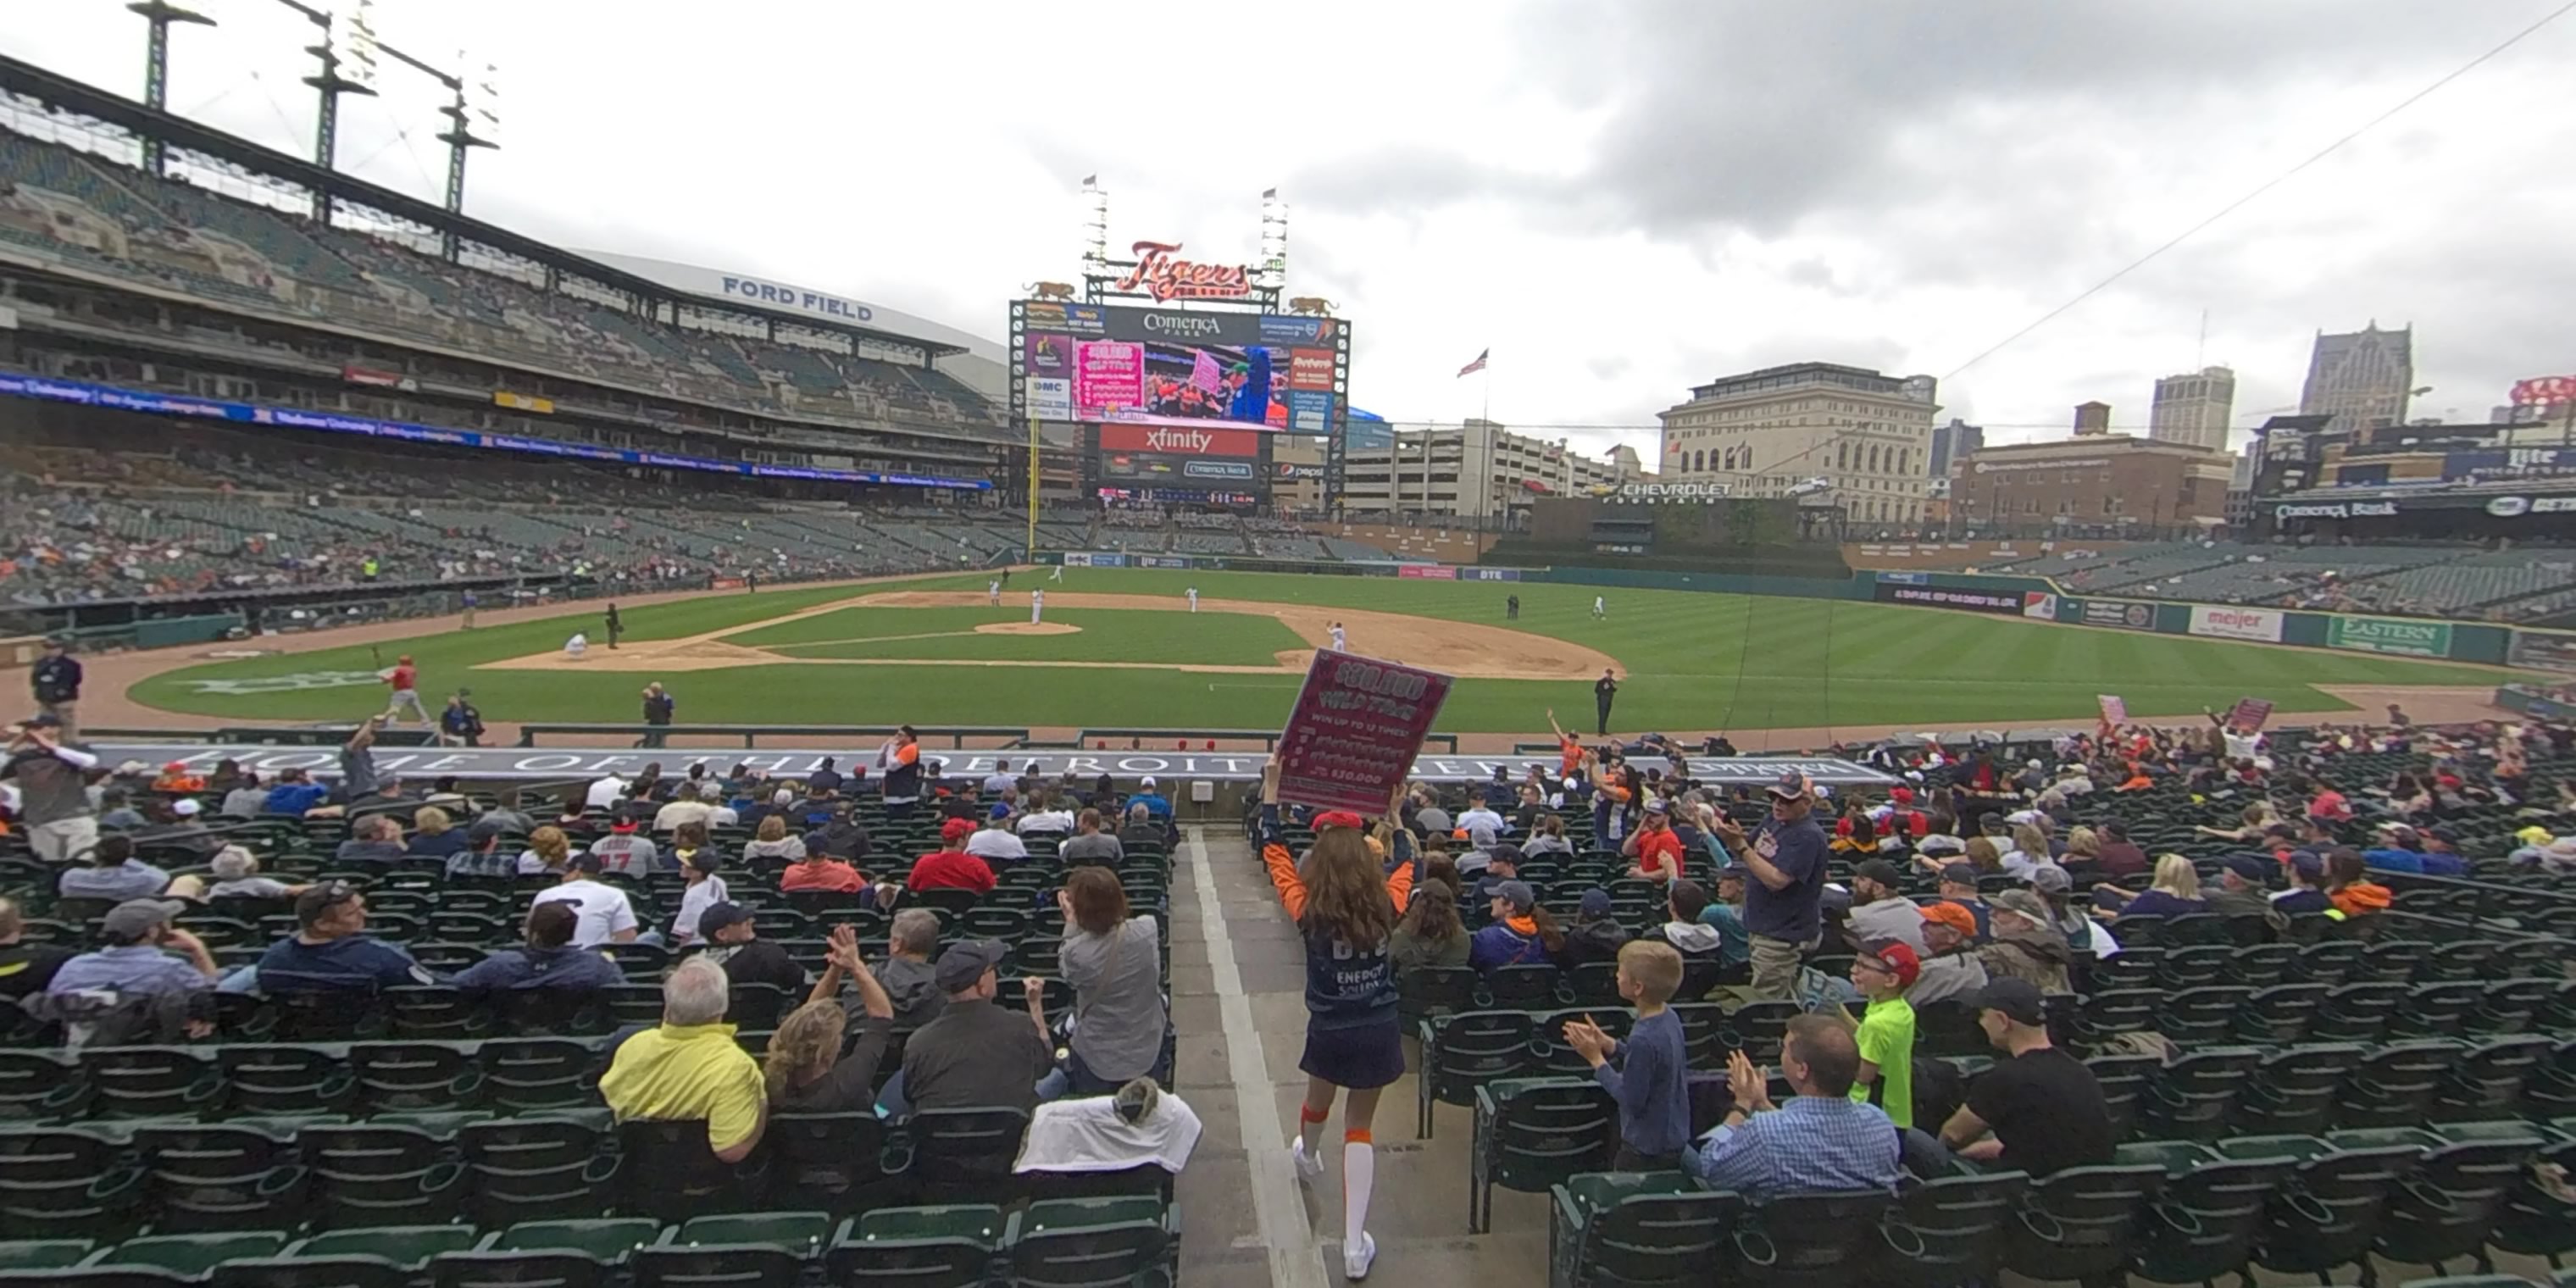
1344,1128 -> 1372,1145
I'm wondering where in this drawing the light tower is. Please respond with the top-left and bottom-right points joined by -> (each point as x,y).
434,53 -> 502,260
124,0 -> 219,178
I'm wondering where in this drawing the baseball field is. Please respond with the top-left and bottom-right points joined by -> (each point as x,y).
114,569 -> 2518,738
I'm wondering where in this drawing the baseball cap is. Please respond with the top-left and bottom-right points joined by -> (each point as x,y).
1715,863 -> 1750,885
1918,834 -> 1966,856
2427,824 -> 2461,844
466,815 -> 510,845
680,847 -> 720,874
1493,880 -> 1536,913
1578,889 -> 1613,918
1854,858 -> 1904,889
2024,864 -> 2072,895
2374,820 -> 2417,839
1918,901 -> 1979,937
295,880 -> 361,927
1643,798 -> 1668,815
103,898 -> 186,941
1140,776 -> 1158,789
989,803 -> 1013,821
1468,823 -> 1498,848
1988,889 -> 2048,924
609,813 -> 640,833
2290,850 -> 2327,877
170,799 -> 203,818
696,902 -> 752,939
1971,977 -> 2048,1026
566,850 -> 605,874
1857,938 -> 1922,988
1767,770 -> 1813,800
2224,854 -> 2273,883
162,760 -> 186,774
1939,861 -> 1981,887
933,938 -> 1008,992
208,846 -> 256,880
941,817 -> 977,845
1890,786 -> 1915,804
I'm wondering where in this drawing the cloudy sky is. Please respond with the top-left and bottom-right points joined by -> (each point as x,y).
9,1 -> 2573,463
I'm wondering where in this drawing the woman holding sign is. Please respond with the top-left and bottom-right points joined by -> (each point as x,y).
1258,763 -> 1414,1281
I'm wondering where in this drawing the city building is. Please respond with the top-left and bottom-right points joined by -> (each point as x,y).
1950,434 -> 2235,536
1327,419 -> 1629,519
1929,419 -> 1984,479
2073,401 -> 2113,436
1656,362 -> 1940,526
2299,323 -> 2414,433
2150,365 -> 2236,452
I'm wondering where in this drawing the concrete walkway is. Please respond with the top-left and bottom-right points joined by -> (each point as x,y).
1172,824 -> 1552,1288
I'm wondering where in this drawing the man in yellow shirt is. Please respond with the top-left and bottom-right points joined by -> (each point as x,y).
598,958 -> 767,1162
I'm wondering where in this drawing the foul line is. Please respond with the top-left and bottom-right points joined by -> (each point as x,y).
1185,825 -> 1330,1288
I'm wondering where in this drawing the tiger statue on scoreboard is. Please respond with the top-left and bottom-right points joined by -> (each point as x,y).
1026,281 -> 1077,301
1287,297 -> 1337,315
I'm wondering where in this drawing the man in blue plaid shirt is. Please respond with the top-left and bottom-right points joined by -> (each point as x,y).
443,815 -> 520,880
1685,1014 -> 1901,1198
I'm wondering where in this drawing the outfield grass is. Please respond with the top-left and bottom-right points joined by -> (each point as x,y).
738,608 -> 1303,666
125,569 -> 2514,733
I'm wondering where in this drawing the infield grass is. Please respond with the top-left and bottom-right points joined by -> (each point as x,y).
126,569 -> 2516,734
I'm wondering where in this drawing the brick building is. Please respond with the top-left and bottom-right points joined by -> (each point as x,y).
1950,434 -> 2235,538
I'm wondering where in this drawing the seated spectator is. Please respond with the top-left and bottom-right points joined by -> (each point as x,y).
1684,1017 -> 1901,1198
1018,791 -> 1076,837
1013,1078 -> 1204,1185
1130,776 -> 1173,821
1555,888 -> 1631,968
141,799 -> 221,861
46,898 -> 217,1004
1697,864 -> 1753,969
881,938 -> 1053,1117
2091,820 -> 2151,880
2416,826 -> 2470,877
98,789 -> 147,832
60,836 -> 199,902
965,808 -> 1030,864
2207,854 -> 2275,919
1623,802 -> 1687,884
2323,848 -> 2391,918
693,902 -> 808,994
652,784 -> 714,833
1907,901 -> 1989,1007
867,908 -> 945,1026
263,768 -> 330,817
1844,858 -> 1927,952
0,897 -> 74,1001
780,847 -> 868,893
452,902 -> 625,991
1562,941 -> 1689,1169
204,758 -> 250,797
1935,862 -> 1991,940
697,780 -> 739,829
1464,848 -> 1521,905
778,925 -> 899,1110
1059,808 -> 1124,866
1653,879 -> 1727,959
2273,851 -> 2334,916
531,852 -> 641,947
1115,802 -> 1163,852
591,809 -> 660,874
1391,882 -> 1473,972
219,772 -> 271,819
1054,866 -> 1169,1094
668,820 -> 719,874
517,824 -> 576,875
2094,854 -> 2208,921
2359,821 -> 2430,874
802,803 -> 870,863
598,958 -> 769,1164
1521,813 -> 1575,858
406,806 -> 469,859
1468,880 -> 1562,971
333,813 -> 408,866
656,847 -> 728,948
203,845 -> 304,901
1911,978 -> 2113,1177
741,814 -> 807,864
255,880 -> 439,991
909,818 -> 998,895
1847,939 -> 1920,1127
444,815 -> 519,879
1974,891 -> 2071,992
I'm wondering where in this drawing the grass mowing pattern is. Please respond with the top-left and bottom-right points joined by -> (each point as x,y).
740,608 -> 1304,666
126,569 -> 2513,733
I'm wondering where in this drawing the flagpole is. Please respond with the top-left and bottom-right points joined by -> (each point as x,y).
1480,358 -> 1493,528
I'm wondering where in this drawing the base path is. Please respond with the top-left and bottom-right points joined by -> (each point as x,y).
473,590 -> 1625,683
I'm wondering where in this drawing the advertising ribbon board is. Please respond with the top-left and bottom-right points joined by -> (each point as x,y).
2227,697 -> 2274,731
2079,599 -> 2157,630
2098,695 -> 2128,725
2325,617 -> 2454,658
1273,650 -> 1456,813
2188,605 -> 2285,643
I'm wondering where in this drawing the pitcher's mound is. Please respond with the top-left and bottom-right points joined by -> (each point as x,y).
978,621 -> 1081,636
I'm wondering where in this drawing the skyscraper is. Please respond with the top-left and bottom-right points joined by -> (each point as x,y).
1929,418 -> 1983,477
2151,365 -> 2236,452
2299,323 -> 2413,432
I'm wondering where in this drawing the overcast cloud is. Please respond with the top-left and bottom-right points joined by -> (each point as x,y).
8,1 -> 2573,462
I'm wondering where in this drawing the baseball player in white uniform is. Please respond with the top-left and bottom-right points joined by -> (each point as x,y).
1329,621 -> 1346,652
564,631 -> 589,660
1031,589 -> 1046,625
1593,595 -> 1606,619
1050,564 -> 1063,583
988,579 -> 1002,606
1186,586 -> 1199,613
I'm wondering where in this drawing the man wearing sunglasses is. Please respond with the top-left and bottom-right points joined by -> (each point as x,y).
254,881 -> 438,992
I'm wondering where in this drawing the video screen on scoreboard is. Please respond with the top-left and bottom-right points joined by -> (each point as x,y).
1019,303 -> 1343,434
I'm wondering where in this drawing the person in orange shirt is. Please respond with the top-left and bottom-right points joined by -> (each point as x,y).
151,761 -> 207,794
1546,708 -> 1585,779
2323,848 -> 2392,918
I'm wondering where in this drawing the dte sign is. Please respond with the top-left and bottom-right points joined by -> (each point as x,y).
719,275 -> 874,322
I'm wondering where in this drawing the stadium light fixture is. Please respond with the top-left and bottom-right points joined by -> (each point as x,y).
325,0 -> 380,92
122,0 -> 220,177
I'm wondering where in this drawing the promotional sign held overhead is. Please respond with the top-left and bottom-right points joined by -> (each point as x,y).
1272,650 -> 1456,814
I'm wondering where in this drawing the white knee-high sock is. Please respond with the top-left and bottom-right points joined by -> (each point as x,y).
1343,1135 -> 1375,1237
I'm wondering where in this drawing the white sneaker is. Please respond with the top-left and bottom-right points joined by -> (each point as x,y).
1291,1141 -> 1323,1185
1344,1230 -> 1377,1280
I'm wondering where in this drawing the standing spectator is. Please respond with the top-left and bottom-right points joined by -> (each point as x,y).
1911,979 -> 2113,1177
4,716 -> 99,863
691,902 -> 808,994
1848,939 -> 1920,1127
1623,801 -> 1686,884
639,683 -> 675,749
381,656 -> 429,727
46,899 -> 217,1005
452,902 -> 625,991
256,881 -> 439,991
590,810 -> 660,874
440,692 -> 486,747
1907,901 -> 1989,1007
530,852 -> 641,947
598,958 -> 768,1164
1707,772 -> 1829,1002
1683,1019 -> 1901,1197
31,638 -> 81,736
909,818 -> 997,895
0,897 -> 75,1001
1060,808 -> 1124,867
875,730 -> 923,819
1560,941 -> 1690,1169
1054,867 -> 1169,1094
885,940 -> 1052,1115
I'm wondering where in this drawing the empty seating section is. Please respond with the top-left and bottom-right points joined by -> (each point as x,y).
2020,539 -> 2576,620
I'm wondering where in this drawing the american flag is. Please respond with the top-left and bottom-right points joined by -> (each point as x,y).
1457,348 -> 1489,377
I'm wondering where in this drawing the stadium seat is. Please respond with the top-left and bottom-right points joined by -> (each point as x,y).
218,1045 -> 358,1117
351,1041 -> 488,1114
2433,1035 -> 2557,1121
2231,1043 -> 2366,1137
2220,1134 -> 2415,1285
900,1107 -> 1030,1205
1548,1173 -> 1736,1288
459,1113 -> 620,1226
1007,1196 -> 1177,1288
1468,1079 -> 1616,1234
1729,1190 -> 1907,1288
1396,967 -> 1480,1029
0,1125 -> 143,1239
2120,1141 -> 2296,1287
629,1212 -> 832,1288
823,1205 -> 1006,1288
765,1111 -> 892,1214
2338,1041 -> 2463,1129
1887,1168 -> 2029,1288
1418,1010 -> 1538,1138
480,1038 -> 603,1111
136,1122 -> 306,1233
2337,1124 -> 2545,1275
301,1122 -> 465,1229
82,1047 -> 222,1119
1999,1163 -> 2165,1287
2142,1046 -> 2262,1142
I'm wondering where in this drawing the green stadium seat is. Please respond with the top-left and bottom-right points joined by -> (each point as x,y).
82,1047 -> 223,1119
901,1108 -> 1030,1205
92,1232 -> 294,1277
1395,966 -> 1480,1030
1731,1190 -> 1907,1288
1998,1163 -> 2165,1287
2140,1046 -> 2261,1142
300,1122 -> 466,1230
478,1039 -> 602,1112
1417,1010 -> 1537,1138
2231,1042 -> 2365,1137
350,1041 -> 489,1114
2124,1143 -> 2296,1288
217,1046 -> 358,1118
1008,1196 -> 1177,1288
2313,981 -> 2410,1043
1468,1078 -> 1616,1234
618,1120 -> 763,1224
135,1122 -> 306,1233
824,1205 -> 1006,1288
1886,1168 -> 2029,1288
1548,1173 -> 1735,1288
460,1113 -> 620,1226
765,1111 -> 891,1215
0,1125 -> 144,1239
2337,1041 -> 2462,1129
2489,1119 -> 2576,1268
2334,1124 -> 2545,1276
2434,1035 -> 2557,1121
0,1241 -> 94,1273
